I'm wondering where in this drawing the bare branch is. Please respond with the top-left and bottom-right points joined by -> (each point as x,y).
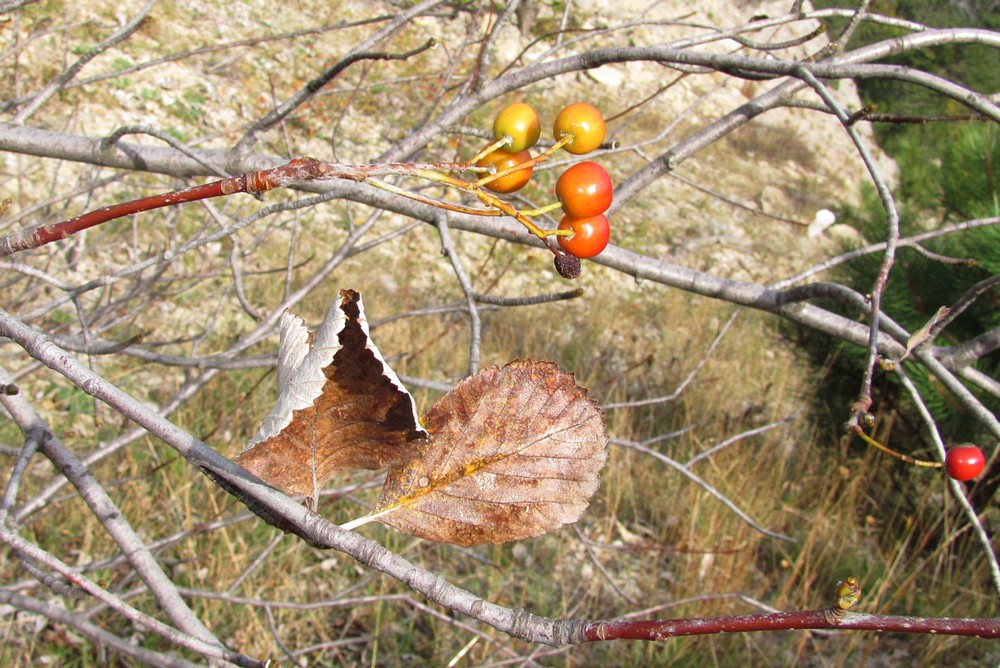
435,214 -> 481,375
612,437 -> 794,543
0,590 -> 205,668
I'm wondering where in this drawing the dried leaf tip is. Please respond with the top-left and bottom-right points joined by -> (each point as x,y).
554,252 -> 581,279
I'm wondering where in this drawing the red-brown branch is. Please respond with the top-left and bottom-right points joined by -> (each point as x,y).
0,154 -> 551,258
0,157 -> 338,257
583,609 -> 1000,640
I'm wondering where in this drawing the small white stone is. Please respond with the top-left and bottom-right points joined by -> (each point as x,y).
807,209 -> 837,238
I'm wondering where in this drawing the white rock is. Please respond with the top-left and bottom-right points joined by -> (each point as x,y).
808,209 -> 837,237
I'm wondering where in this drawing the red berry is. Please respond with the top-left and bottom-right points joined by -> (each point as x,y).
476,148 -> 533,194
945,444 -> 985,481
557,213 -> 610,259
556,162 -> 613,217
493,102 -> 540,152
553,103 -> 606,155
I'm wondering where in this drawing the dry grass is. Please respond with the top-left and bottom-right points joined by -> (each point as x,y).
7,261 -> 995,665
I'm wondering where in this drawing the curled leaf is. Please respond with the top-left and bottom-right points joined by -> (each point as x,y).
236,289 -> 426,497
900,305 -> 950,361
367,359 -> 607,546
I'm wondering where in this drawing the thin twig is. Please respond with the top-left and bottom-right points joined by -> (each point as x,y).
685,412 -> 800,467
602,309 -> 740,409
233,0 -> 443,155
0,590 -> 204,668
793,65 -> 900,421
0,522 -> 262,666
611,438 -> 794,542
435,214 -> 481,376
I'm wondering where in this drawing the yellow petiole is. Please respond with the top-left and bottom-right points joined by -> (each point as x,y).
853,428 -> 942,468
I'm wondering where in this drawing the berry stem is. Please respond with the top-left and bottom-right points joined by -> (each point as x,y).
850,426 -> 942,468
468,137 -> 510,164
471,135 -> 573,190
520,202 -> 564,216
375,169 -> 566,252
368,179 -> 501,217
410,166 -> 568,250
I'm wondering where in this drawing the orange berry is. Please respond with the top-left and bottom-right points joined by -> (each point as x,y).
476,148 -> 533,193
553,103 -> 606,155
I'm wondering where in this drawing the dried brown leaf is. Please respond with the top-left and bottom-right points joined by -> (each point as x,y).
368,359 -> 607,546
900,305 -> 950,360
236,290 -> 426,497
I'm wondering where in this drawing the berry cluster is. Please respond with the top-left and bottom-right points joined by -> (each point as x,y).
483,102 -> 613,260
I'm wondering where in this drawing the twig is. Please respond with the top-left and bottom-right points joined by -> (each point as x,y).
436,214 -> 481,375
942,327 -> 1000,370
0,157 -> 336,256
0,368 -> 225,648
473,288 -> 584,306
470,0 -> 519,93
13,368 -> 219,523
0,522 -> 263,666
12,0 -> 157,123
0,16 -> 400,112
226,531 -> 285,594
685,412 -> 800,467
583,607 -> 1000,640
612,437 -> 794,542
730,23 -> 826,51
201,200 -> 262,321
101,125 -> 230,178
793,66 -> 900,420
668,172 -> 809,227
572,524 -> 635,605
774,216 -> 1000,287
265,605 -> 306,668
232,0 -> 444,154
925,273 -> 1000,345
0,425 -> 38,516
602,308 -> 740,409
0,590 -> 204,668
832,0 -> 873,56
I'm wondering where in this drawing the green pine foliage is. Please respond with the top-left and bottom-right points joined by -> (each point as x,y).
811,125 -> 999,444
803,4 -> 1000,446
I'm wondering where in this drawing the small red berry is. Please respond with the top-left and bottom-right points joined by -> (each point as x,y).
557,213 -> 610,259
556,162 -> 613,217
945,444 -> 985,481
